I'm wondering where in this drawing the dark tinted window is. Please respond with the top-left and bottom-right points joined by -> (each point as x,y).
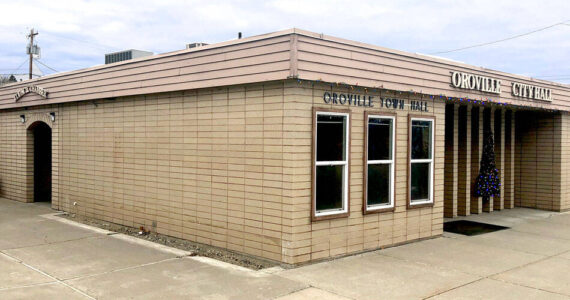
411,162 -> 430,201
411,120 -> 432,159
368,118 -> 392,161
317,115 -> 346,161
316,165 -> 344,211
367,164 -> 390,205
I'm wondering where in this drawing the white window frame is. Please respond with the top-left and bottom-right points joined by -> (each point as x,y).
409,117 -> 434,206
365,114 -> 395,212
313,110 -> 350,219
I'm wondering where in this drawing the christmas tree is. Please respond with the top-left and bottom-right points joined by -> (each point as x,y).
474,129 -> 501,202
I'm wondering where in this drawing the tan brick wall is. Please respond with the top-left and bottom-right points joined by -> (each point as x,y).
282,82 -> 444,264
0,106 -> 60,207
559,113 -> 570,211
0,80 -> 444,264
0,110 -> 29,202
3,81 -> 567,266
0,83 -> 290,262
515,111 -> 564,211
457,105 -> 471,216
444,104 -> 458,217
52,82 -> 288,262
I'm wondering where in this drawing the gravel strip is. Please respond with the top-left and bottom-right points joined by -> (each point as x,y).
59,213 -> 278,270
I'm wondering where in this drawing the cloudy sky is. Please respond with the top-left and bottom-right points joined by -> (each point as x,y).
1,0 -> 569,83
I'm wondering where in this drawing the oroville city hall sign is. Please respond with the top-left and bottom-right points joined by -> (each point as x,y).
451,71 -> 553,101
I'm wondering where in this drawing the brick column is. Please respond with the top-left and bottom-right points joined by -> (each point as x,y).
470,107 -> 483,214
25,130 -> 34,202
457,105 -> 471,216
494,109 -> 505,210
52,118 -> 59,210
504,110 -> 515,208
444,104 -> 459,218
483,107 -> 494,212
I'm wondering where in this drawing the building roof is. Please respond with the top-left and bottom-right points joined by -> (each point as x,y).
0,28 -> 568,111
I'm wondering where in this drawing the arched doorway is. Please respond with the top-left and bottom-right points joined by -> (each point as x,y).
28,121 -> 52,202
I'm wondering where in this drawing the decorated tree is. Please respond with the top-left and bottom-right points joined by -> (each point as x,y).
474,130 -> 501,202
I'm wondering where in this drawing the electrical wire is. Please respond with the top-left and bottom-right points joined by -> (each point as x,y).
431,20 -> 570,54
42,31 -> 121,51
35,59 -> 59,73
7,59 -> 29,74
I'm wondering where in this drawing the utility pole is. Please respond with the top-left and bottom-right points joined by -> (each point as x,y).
27,28 -> 38,80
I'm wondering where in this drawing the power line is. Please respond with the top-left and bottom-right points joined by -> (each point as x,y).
36,59 -> 59,73
431,20 -> 570,55
42,31 -> 120,51
6,59 -> 29,74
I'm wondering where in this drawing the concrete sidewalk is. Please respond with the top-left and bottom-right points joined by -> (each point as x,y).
1,198 -> 569,299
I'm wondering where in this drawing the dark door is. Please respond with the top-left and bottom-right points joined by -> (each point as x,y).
33,122 -> 51,202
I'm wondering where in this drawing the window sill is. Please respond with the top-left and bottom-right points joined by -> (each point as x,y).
363,205 -> 395,215
312,211 -> 350,222
407,201 -> 434,209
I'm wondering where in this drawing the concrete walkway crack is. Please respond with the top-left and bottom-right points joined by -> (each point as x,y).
0,250 -> 96,299
0,235 -> 102,252
61,256 -> 186,282
420,246 -> 570,299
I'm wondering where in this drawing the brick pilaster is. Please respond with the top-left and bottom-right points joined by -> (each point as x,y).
470,107 -> 483,214
504,110 -> 515,208
457,105 -> 471,216
444,104 -> 459,217
483,107 -> 494,212
494,109 -> 505,210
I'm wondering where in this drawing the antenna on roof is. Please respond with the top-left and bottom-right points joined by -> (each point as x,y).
238,32 -> 242,39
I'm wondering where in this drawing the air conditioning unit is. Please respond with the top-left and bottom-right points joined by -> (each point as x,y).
186,43 -> 208,49
105,49 -> 153,64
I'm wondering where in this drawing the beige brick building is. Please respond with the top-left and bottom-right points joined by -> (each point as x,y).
0,29 -> 569,264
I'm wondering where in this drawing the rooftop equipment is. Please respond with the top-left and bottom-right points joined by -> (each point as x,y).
105,49 -> 153,64
186,43 -> 208,49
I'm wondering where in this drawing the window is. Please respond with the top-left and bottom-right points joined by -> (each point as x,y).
312,108 -> 350,220
364,113 -> 395,213
409,116 -> 434,207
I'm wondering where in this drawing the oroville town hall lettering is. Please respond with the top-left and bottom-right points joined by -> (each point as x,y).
323,92 -> 428,112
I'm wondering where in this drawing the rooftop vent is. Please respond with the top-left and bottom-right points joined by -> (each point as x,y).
186,43 -> 208,49
105,49 -> 153,64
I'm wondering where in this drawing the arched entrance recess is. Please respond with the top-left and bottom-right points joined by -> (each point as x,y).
27,121 -> 52,202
